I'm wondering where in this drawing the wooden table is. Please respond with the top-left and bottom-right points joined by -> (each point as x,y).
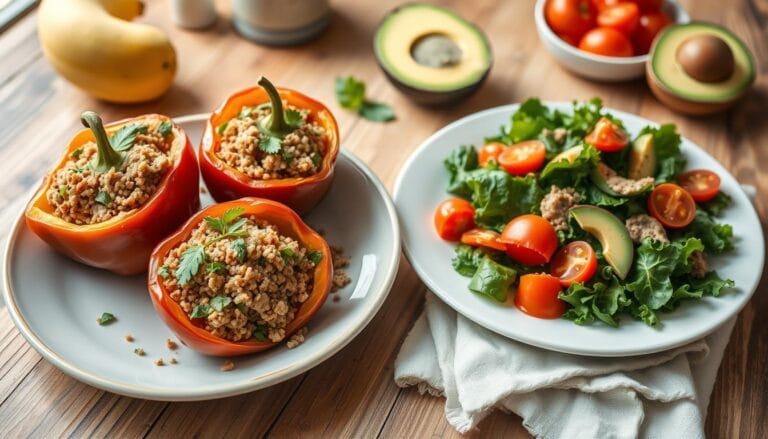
0,0 -> 765,437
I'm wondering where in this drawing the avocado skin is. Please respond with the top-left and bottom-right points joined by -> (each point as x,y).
377,64 -> 492,106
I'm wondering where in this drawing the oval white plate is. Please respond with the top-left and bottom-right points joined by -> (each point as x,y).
394,103 -> 764,357
2,114 -> 400,401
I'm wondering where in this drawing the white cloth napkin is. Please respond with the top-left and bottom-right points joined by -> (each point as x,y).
395,185 -> 756,438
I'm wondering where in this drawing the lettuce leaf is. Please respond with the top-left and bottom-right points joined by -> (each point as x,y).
701,191 -> 732,217
671,237 -> 705,276
688,271 -> 735,297
626,239 -> 680,310
539,144 -> 600,188
507,98 -> 555,143
464,169 -> 542,231
468,257 -> 517,302
444,145 -> 478,197
452,244 -> 491,277
679,210 -> 734,254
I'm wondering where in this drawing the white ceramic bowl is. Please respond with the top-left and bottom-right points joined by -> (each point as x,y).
534,0 -> 690,81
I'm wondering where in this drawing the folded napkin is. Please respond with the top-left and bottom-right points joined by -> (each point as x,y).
395,293 -> 733,438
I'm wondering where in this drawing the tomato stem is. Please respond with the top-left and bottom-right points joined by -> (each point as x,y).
81,111 -> 122,172
257,76 -> 291,138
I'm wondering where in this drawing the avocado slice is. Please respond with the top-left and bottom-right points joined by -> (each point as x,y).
569,205 -> 634,280
647,22 -> 755,114
551,145 -> 583,164
374,3 -> 492,105
627,134 -> 656,180
591,162 -> 653,197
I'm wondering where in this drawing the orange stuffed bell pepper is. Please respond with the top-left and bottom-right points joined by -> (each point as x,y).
25,111 -> 200,275
147,198 -> 332,356
199,77 -> 339,214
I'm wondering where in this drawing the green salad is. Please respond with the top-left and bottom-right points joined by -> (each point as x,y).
436,98 -> 735,327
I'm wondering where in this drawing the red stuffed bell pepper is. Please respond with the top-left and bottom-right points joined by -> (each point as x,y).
25,112 -> 200,275
199,77 -> 339,214
147,198 -> 332,356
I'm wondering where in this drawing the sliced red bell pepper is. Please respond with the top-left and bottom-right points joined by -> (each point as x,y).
25,112 -> 200,275
199,77 -> 340,214
147,198 -> 332,356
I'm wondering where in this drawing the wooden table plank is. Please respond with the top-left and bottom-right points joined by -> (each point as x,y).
0,0 -> 764,437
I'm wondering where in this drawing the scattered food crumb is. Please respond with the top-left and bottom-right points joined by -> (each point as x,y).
170,358 -> 178,365
134,348 -> 145,356
331,245 -> 352,293
96,312 -> 116,326
200,186 -> 208,194
333,294 -> 341,302
124,334 -> 134,342
166,338 -> 178,350
286,327 -> 308,349
155,358 -> 165,366
221,360 -> 235,372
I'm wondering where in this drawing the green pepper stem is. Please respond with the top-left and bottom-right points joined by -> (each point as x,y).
258,76 -> 290,137
80,111 -> 122,172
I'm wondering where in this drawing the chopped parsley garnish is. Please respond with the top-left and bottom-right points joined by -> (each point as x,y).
110,123 -> 148,152
282,149 -> 293,165
97,312 -> 116,325
255,256 -> 266,266
207,262 -> 227,274
58,186 -> 69,198
158,265 -> 170,278
190,303 -> 212,319
280,247 -> 295,261
310,152 -> 322,167
231,238 -> 247,263
72,148 -> 83,159
252,325 -> 269,341
236,303 -> 248,314
175,245 -> 205,286
217,121 -> 229,136
95,191 -> 111,205
157,121 -> 173,138
307,251 -> 323,264
210,295 -> 232,312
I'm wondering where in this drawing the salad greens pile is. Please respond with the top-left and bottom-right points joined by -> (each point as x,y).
444,98 -> 736,327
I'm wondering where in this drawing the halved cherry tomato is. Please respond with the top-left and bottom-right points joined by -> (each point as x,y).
584,117 -> 629,152
497,140 -> 547,176
597,3 -> 640,35
434,198 -> 476,241
546,0 -> 597,40
550,241 -> 598,286
648,183 -> 697,229
678,170 -> 721,203
632,12 -> 671,54
499,214 -> 559,266
515,274 -> 566,319
461,228 -> 507,251
479,142 -> 506,167
578,27 -> 634,57
592,0 -> 620,12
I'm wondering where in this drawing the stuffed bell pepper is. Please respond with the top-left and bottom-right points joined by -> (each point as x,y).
199,77 -> 339,214
25,112 -> 200,275
148,198 -> 332,356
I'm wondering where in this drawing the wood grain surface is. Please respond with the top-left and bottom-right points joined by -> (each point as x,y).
0,0 -> 765,437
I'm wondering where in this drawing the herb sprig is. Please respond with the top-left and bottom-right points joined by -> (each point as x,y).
335,76 -> 395,122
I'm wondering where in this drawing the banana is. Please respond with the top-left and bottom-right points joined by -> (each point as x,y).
38,0 -> 177,103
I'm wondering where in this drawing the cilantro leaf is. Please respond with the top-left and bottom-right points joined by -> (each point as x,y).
190,304 -> 212,319
335,76 -> 366,110
280,247 -> 295,261
467,257 -> 517,302
222,207 -> 245,226
259,136 -> 282,154
207,262 -> 227,274
158,121 -> 173,138
307,251 -> 323,264
97,312 -> 116,325
110,124 -> 149,152
285,109 -> 303,128
231,238 -> 247,263
95,191 -> 111,205
210,295 -> 232,312
360,102 -> 395,122
176,245 -> 205,286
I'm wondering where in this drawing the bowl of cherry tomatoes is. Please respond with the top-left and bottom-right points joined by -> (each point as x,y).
534,0 -> 689,81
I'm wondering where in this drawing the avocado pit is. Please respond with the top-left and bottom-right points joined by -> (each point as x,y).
411,33 -> 463,68
676,34 -> 734,83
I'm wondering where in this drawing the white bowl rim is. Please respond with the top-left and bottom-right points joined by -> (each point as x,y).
534,0 -> 690,65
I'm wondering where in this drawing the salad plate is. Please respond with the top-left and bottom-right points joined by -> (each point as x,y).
2,114 -> 400,401
394,102 -> 764,357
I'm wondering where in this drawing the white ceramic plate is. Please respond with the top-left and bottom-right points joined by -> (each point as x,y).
394,103 -> 764,357
2,114 -> 400,401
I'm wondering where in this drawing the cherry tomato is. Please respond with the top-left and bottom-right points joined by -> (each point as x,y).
460,228 -> 507,252
632,12 -> 671,54
678,170 -> 721,203
592,0 -> 620,12
478,142 -> 506,167
499,215 -> 559,266
597,3 -> 640,35
584,117 -> 629,152
497,140 -> 547,176
558,33 -> 579,46
648,183 -> 697,229
546,0 -> 597,40
634,0 -> 662,12
515,274 -> 566,319
434,198 -> 475,241
549,241 -> 598,286
578,27 -> 634,57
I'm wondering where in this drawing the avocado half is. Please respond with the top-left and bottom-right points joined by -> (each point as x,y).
374,3 -> 492,105
647,22 -> 755,115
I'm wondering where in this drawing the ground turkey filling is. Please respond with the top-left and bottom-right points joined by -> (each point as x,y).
217,105 -> 326,180
46,125 -> 172,225
161,215 -> 317,343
